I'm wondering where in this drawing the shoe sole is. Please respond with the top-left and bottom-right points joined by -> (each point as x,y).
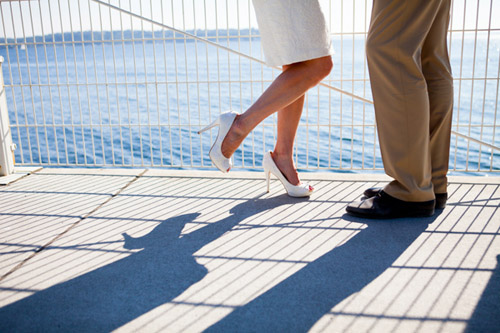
345,207 -> 435,219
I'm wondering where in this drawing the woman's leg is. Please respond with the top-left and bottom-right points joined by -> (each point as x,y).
221,55 -> 332,160
272,92 -> 305,186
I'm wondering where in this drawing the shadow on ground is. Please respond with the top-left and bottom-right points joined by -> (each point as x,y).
205,214 -> 435,332
1,197 -> 457,332
0,195 -> 292,332
465,254 -> 500,333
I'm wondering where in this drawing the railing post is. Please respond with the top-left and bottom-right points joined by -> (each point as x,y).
0,56 -> 16,176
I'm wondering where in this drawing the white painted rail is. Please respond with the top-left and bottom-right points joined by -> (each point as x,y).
0,56 -> 16,176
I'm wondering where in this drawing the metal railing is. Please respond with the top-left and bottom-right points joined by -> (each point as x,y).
0,56 -> 16,176
0,0 -> 499,172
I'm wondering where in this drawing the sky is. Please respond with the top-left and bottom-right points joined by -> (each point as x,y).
1,0 -> 499,40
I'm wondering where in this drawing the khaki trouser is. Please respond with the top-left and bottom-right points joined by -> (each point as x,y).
366,0 -> 453,202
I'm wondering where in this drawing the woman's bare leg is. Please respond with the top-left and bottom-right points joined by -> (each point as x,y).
221,55 -> 332,160
272,92 -> 305,186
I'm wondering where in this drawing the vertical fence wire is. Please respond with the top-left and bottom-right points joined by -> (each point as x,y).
161,0 -> 173,167
327,0 -> 332,170
118,0 -> 131,166
109,1 -> 123,166
28,1 -> 51,165
362,0 -> 368,170
465,0 -> 480,171
350,0 -> 355,169
248,0 -> 255,169
19,2 -> 41,164
493,48 -> 500,171
478,0 -> 492,170
193,0 -> 201,169
43,0 -> 58,166
453,0 -> 467,171
339,0 -> 344,169
80,0 -> 97,165
171,0 -> 181,168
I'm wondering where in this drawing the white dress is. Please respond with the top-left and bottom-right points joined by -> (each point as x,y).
252,0 -> 333,67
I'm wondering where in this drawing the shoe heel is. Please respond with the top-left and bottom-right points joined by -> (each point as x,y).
265,170 -> 271,193
262,151 -> 313,198
198,118 -> 219,134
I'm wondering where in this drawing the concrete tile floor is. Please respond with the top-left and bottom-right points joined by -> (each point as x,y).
0,168 -> 499,332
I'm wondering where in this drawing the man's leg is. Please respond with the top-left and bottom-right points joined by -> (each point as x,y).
365,0 -> 449,202
422,0 -> 453,196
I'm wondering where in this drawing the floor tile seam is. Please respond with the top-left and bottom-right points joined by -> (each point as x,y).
0,169 -> 148,283
0,167 -> 43,187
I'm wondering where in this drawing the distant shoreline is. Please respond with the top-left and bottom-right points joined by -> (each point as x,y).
3,28 -> 496,46
3,29 -> 261,45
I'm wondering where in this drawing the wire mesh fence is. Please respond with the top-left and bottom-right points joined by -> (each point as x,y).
0,0 -> 499,172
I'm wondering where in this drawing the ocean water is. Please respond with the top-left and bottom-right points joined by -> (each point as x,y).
1,33 -> 499,171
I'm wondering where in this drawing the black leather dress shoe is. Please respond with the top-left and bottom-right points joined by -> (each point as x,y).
346,191 -> 435,219
363,187 -> 447,209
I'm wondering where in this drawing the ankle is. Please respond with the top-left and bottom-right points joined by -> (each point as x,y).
230,114 -> 246,139
221,114 -> 246,158
270,151 -> 300,184
271,150 -> 293,163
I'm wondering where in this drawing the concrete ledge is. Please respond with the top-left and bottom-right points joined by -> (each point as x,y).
0,167 -> 41,185
6,167 -> 500,184
37,167 -> 146,177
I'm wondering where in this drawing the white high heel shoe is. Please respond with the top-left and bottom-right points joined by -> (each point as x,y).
263,151 -> 314,197
198,111 -> 238,173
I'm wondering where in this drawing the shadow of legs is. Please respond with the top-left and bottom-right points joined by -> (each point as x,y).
0,195 -> 295,332
206,216 -> 435,332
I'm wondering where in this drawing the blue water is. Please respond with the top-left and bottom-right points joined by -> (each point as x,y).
1,33 -> 499,171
